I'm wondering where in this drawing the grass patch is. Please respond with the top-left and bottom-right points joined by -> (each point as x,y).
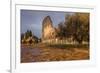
47,44 -> 89,49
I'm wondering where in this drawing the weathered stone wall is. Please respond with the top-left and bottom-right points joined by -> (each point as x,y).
42,16 -> 57,40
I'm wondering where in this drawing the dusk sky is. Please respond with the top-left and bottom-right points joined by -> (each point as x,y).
21,10 -> 72,38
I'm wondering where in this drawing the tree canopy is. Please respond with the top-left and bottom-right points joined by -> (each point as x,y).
56,13 -> 89,44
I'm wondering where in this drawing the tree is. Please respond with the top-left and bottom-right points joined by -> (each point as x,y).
21,30 -> 40,44
64,13 -> 89,44
56,22 -> 66,39
21,33 -> 24,43
33,35 -> 39,43
21,33 -> 24,40
24,30 -> 33,39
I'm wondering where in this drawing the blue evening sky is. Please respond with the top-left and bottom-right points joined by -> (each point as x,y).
21,10 -> 72,38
